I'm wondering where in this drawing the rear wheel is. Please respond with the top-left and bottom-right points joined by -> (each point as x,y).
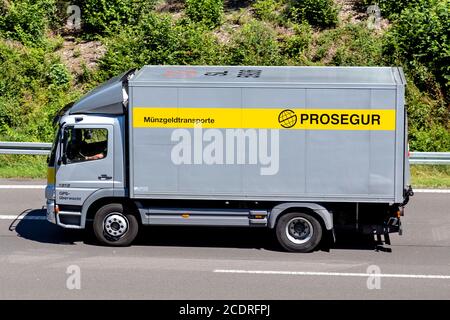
93,203 -> 139,246
276,212 -> 322,253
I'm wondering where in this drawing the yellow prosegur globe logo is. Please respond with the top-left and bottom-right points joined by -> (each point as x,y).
278,109 -> 297,128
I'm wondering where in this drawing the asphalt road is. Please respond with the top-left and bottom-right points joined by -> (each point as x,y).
0,180 -> 449,299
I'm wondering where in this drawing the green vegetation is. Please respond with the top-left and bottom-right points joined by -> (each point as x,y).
0,155 -> 47,179
185,0 -> 224,28
280,22 -> 312,60
287,0 -> 339,28
100,12 -> 224,78
253,0 -> 283,22
361,0 -> 450,152
0,0 -> 448,180
410,165 -> 450,188
360,0 -> 423,19
307,23 -> 384,65
0,38 -> 84,142
227,20 -> 283,65
74,0 -> 157,35
0,0 -> 56,46
383,0 -> 449,94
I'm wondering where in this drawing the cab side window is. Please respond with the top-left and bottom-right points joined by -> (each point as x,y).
66,128 -> 108,163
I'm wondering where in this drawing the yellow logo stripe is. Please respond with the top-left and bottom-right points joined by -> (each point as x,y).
133,108 -> 396,130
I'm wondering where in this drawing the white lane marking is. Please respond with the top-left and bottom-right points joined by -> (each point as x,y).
0,185 -> 45,189
414,189 -> 450,193
0,215 -> 46,220
214,269 -> 450,280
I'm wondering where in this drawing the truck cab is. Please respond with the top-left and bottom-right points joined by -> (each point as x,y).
46,70 -> 131,230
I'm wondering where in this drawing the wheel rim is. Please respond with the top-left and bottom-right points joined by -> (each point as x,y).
285,217 -> 314,244
103,212 -> 129,241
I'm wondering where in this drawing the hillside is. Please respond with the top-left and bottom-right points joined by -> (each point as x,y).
0,0 -> 448,181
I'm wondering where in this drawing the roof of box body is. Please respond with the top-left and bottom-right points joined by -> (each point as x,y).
129,65 -> 405,87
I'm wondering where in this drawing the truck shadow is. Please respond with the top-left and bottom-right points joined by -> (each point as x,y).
137,226 -> 280,251
11,210 -> 392,252
136,226 -> 392,252
332,231 -> 393,252
10,209 -> 85,245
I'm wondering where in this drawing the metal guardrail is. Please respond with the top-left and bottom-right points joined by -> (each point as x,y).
0,142 -> 449,164
409,152 -> 450,165
0,142 -> 52,155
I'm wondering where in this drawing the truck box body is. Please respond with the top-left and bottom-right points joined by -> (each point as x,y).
128,66 -> 407,203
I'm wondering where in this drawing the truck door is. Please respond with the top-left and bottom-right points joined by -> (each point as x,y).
55,125 -> 114,209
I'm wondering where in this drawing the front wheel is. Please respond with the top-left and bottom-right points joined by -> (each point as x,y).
93,203 -> 139,246
275,212 -> 322,253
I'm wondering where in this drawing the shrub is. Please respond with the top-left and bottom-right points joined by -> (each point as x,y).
48,63 -> 71,87
287,0 -> 338,28
172,22 -> 224,65
331,24 -> 383,66
0,0 -> 57,46
99,13 -> 176,77
0,40 -> 82,141
227,20 -> 284,65
75,0 -> 157,35
100,13 -> 223,77
253,0 -> 280,22
383,0 -> 450,97
0,42 -> 47,100
281,22 -> 312,60
134,13 -> 179,64
359,0 -> 422,19
406,81 -> 450,151
307,23 -> 383,66
185,0 -> 224,28
409,125 -> 450,152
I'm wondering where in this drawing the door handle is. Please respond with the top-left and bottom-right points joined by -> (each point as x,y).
98,174 -> 112,180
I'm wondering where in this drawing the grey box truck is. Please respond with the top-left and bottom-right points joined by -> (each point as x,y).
45,66 -> 413,252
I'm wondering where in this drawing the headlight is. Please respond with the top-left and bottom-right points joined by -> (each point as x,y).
45,185 -> 56,200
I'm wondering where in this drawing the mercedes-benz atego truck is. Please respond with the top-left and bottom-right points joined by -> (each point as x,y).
45,66 -> 412,252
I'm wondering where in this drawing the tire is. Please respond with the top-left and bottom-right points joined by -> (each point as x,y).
93,203 -> 139,246
275,212 -> 322,253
